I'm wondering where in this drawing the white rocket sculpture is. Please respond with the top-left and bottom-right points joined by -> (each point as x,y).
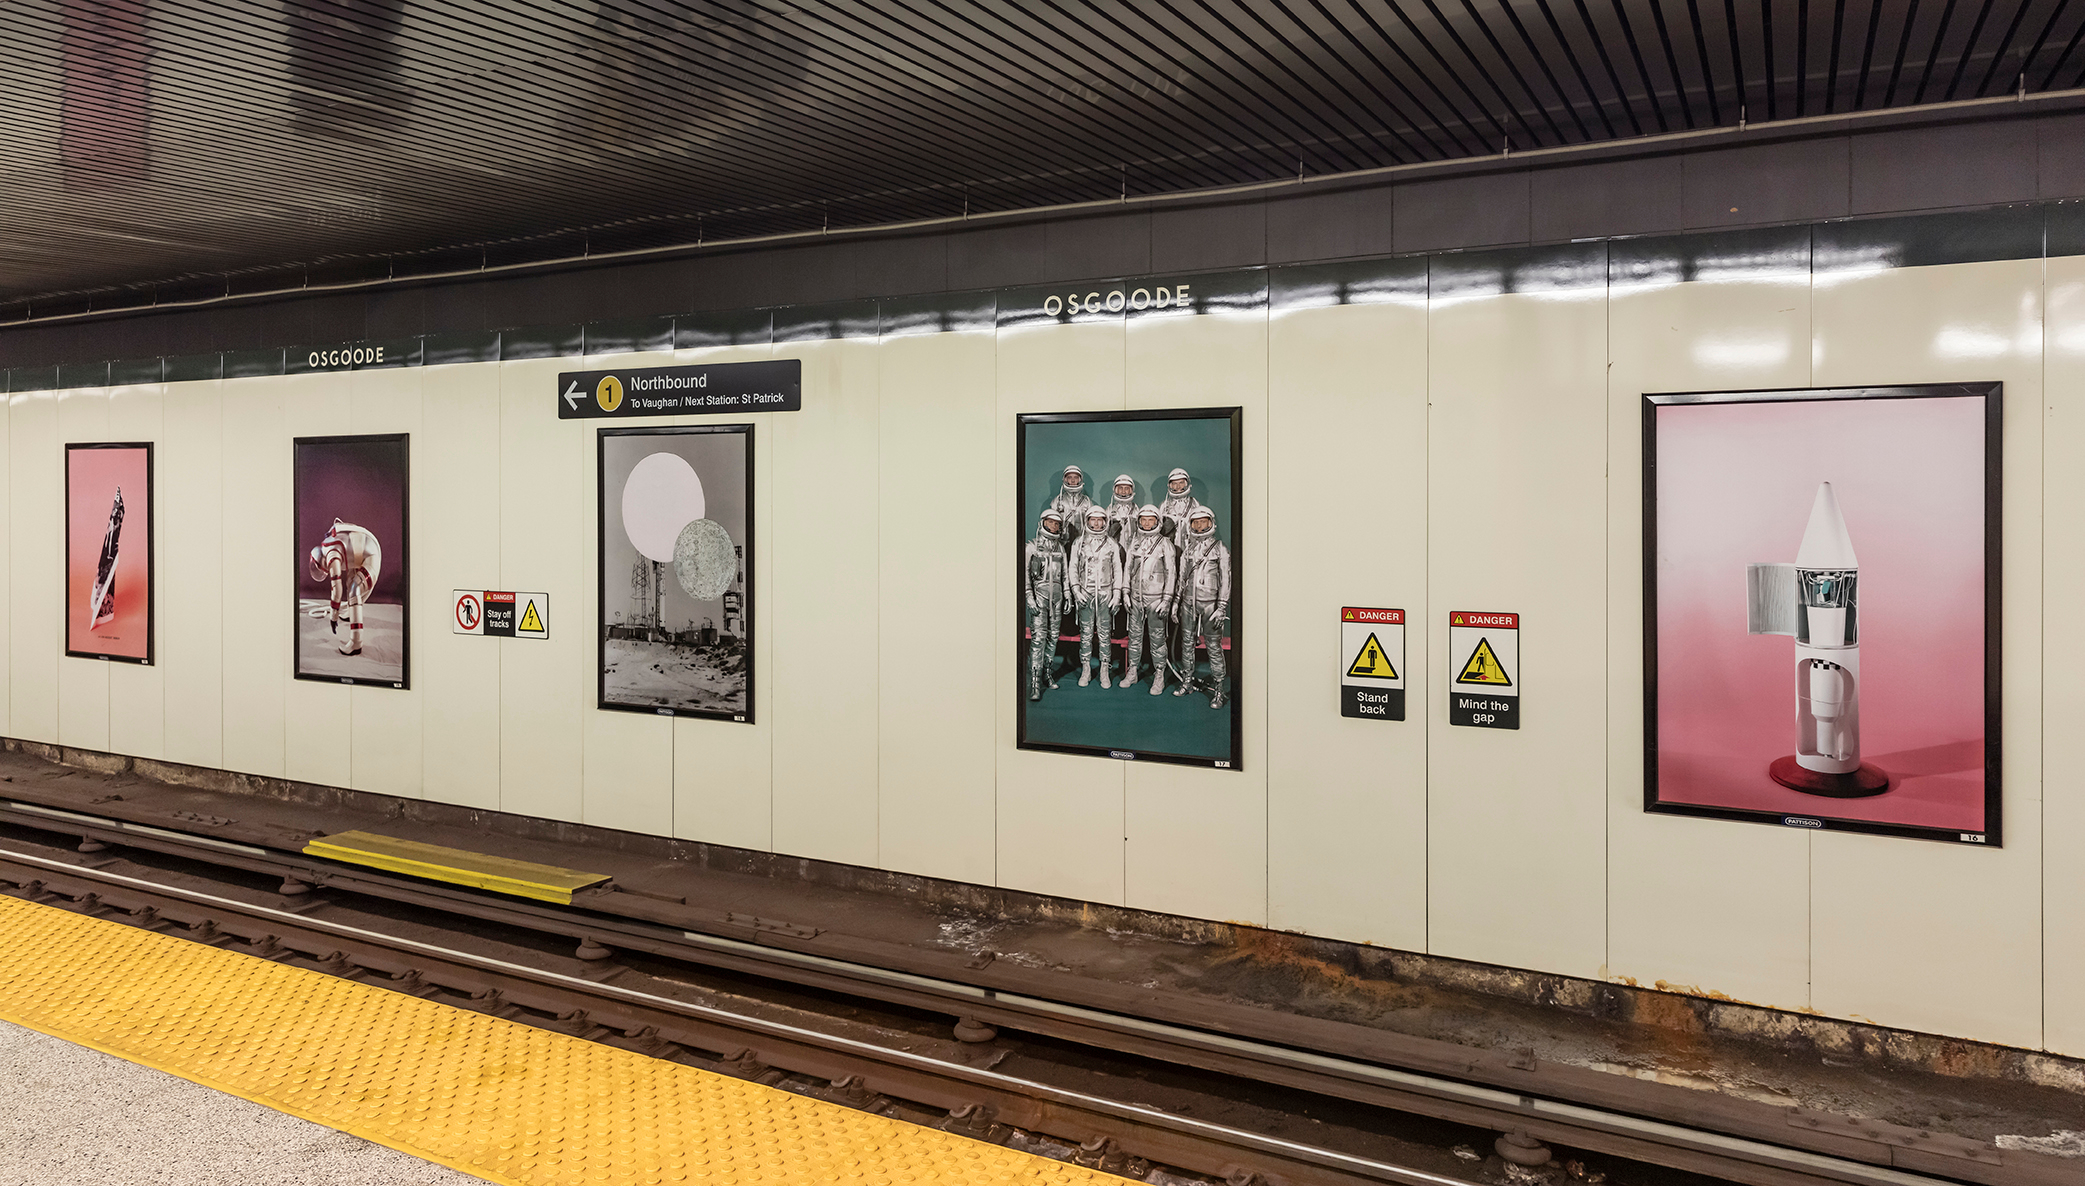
1746,482 -> 1890,797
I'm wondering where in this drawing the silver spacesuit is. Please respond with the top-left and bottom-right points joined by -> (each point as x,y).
1104,475 -> 1139,543
1024,510 -> 1070,699
1155,467 -> 1205,543
1119,506 -> 1178,694
1155,468 -> 1207,678
1048,465 -> 1096,544
1070,507 -> 1127,687
308,519 -> 383,656
1172,505 -> 1233,709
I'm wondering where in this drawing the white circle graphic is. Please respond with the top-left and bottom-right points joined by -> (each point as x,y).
621,451 -> 706,563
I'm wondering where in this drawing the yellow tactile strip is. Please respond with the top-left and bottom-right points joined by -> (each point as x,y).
0,895 -> 1128,1186
304,830 -> 611,905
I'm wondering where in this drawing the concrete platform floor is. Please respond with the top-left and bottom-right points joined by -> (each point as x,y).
0,1019 -> 488,1186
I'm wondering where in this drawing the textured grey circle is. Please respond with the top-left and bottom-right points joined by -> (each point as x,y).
673,518 -> 738,601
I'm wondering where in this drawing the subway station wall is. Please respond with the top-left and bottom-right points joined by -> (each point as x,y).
6,210 -> 2085,1058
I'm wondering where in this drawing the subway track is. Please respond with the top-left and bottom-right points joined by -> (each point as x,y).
0,802 -> 2031,1186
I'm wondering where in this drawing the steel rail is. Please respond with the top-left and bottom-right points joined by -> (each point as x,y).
0,838 -> 1988,1186
0,843 -> 1484,1186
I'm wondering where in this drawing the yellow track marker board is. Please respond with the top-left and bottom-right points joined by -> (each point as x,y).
304,830 -> 608,904
0,895 -> 1129,1186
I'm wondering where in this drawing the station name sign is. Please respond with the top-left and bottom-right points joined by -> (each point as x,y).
557,359 -> 801,419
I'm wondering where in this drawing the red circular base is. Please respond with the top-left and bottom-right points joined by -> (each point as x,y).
1768,755 -> 1891,798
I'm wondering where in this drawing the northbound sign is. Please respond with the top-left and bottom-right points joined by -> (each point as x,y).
556,359 -> 801,419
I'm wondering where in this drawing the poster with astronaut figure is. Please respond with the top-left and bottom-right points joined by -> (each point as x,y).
1016,408 -> 1242,769
66,442 -> 154,664
1643,383 -> 2000,845
598,425 -> 753,721
295,435 -> 410,687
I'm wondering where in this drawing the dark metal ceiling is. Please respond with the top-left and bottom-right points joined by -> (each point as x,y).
6,0 -> 2082,317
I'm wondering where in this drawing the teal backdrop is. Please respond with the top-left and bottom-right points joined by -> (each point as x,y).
1019,413 -> 1237,765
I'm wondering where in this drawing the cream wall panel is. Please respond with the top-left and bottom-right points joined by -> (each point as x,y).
281,374 -> 353,789
161,381 -> 223,770
497,358 -> 587,824
1265,297 -> 1431,948
0,386 -> 9,736
1807,258 -> 2043,1048
416,361 -> 501,810
1122,305 -> 1268,925
345,367 -> 425,799
106,384 -> 166,761
8,391 -> 58,744
581,350 -> 676,838
219,379 -> 288,778
1604,275 -> 1815,1009
55,388 -> 111,753
2046,257 -> 2085,1055
768,338 -> 880,866
994,318 -> 1127,905
875,330 -> 997,883
1426,286 -> 1610,978
671,343 -> 777,851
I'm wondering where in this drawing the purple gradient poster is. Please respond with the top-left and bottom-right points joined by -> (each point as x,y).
1644,385 -> 2000,845
294,434 -> 409,688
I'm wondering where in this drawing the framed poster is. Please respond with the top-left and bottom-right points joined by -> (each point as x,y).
294,434 -> 410,688
65,442 -> 153,664
1643,384 -> 2000,845
1016,408 -> 1243,769
598,425 -> 753,721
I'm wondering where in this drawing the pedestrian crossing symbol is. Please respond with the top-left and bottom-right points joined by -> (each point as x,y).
1456,638 -> 1512,686
1345,633 -> 1398,680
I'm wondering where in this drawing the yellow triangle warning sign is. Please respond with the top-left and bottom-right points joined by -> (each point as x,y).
1346,632 -> 1398,680
518,600 -> 545,634
1456,637 -> 1512,686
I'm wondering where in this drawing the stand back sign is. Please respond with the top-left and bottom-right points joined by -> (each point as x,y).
1448,610 -> 1518,729
1339,607 -> 1405,721
557,360 -> 800,419
454,590 -> 549,639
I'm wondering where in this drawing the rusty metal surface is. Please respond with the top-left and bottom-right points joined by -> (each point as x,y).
1,740 -> 2081,1185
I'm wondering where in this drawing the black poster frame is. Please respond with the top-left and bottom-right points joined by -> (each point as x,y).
596,423 -> 756,723
1015,406 -> 1245,770
292,433 -> 412,689
63,441 -> 155,665
1641,382 -> 2002,846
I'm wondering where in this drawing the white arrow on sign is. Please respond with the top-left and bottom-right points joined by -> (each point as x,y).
562,380 -> 582,410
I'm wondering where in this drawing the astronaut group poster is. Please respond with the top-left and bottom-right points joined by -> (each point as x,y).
65,442 -> 153,664
294,435 -> 410,688
1643,384 -> 2000,845
1016,408 -> 1243,769
598,425 -> 752,721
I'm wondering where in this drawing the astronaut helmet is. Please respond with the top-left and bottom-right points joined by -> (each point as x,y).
307,546 -> 330,583
1085,507 -> 1109,533
1111,474 -> 1136,502
1188,506 -> 1216,534
1061,464 -> 1085,490
1038,509 -> 1064,538
1166,467 -> 1190,496
1135,504 -> 1162,532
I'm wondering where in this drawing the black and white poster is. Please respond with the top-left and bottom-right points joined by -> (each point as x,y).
598,425 -> 753,721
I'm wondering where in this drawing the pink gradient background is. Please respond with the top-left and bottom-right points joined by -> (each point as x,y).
66,446 -> 150,659
1653,395 -> 1988,832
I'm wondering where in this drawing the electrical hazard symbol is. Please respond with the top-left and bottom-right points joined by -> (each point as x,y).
519,600 -> 545,635
1347,634 -> 1398,680
1339,607 -> 1405,721
1447,610 -> 1519,730
1455,638 -> 1511,686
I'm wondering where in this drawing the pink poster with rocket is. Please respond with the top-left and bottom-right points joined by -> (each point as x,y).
1645,386 -> 1998,845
